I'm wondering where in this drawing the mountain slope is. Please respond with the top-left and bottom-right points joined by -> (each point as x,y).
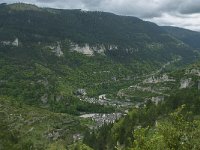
0,3 -> 198,110
0,3 -> 197,63
163,26 -> 200,50
0,3 -> 200,150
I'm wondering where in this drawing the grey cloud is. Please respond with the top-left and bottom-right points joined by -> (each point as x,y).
3,0 -> 200,17
178,1 -> 200,14
35,0 -> 200,18
147,13 -> 200,31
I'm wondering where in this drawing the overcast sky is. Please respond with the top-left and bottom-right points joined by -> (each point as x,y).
2,0 -> 200,31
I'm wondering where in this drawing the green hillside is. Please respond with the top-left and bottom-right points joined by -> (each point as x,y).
0,96 -> 90,149
84,61 -> 200,150
163,26 -> 200,50
0,3 -> 198,111
0,3 -> 200,150
0,3 -> 197,63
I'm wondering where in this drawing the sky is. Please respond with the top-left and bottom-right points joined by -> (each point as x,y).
1,0 -> 200,31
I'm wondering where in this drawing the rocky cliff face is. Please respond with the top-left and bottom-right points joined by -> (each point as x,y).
1,38 -> 19,47
180,78 -> 192,89
71,44 -> 106,56
53,43 -> 63,57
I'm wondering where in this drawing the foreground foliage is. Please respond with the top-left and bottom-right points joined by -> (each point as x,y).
133,105 -> 200,150
84,88 -> 200,149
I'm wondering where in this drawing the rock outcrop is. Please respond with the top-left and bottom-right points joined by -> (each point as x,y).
41,94 -> 48,104
151,96 -> 164,105
72,44 -> 94,56
143,74 -> 175,84
71,44 -> 107,56
53,42 -> 63,57
180,78 -> 192,89
1,38 -> 19,47
47,42 -> 64,57
186,69 -> 200,76
76,89 -> 87,96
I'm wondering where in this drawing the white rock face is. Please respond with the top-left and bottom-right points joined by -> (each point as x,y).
99,94 -> 106,100
12,38 -> 19,46
2,38 -> 19,47
76,89 -> 87,96
185,69 -> 200,76
108,45 -> 118,51
71,43 -> 108,56
143,74 -> 175,83
190,69 -> 200,76
93,45 -> 106,54
2,41 -> 11,45
48,42 -> 64,57
72,44 -> 107,56
70,42 -> 119,56
54,43 -> 63,57
180,78 -> 192,89
151,96 -> 164,105
73,44 -> 94,56
41,94 -> 48,104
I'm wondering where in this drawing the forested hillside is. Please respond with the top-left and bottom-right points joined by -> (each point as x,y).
163,26 -> 200,50
84,61 -> 200,149
0,3 -> 200,150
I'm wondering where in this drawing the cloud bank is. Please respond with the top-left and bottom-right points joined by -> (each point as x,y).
2,0 -> 200,31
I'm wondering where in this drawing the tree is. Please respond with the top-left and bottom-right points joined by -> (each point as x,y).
132,105 -> 200,150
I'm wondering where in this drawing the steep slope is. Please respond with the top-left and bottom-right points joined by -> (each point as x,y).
0,3 -> 197,63
163,26 -> 200,50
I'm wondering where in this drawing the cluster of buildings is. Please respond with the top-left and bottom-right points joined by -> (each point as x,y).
80,113 -> 123,127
